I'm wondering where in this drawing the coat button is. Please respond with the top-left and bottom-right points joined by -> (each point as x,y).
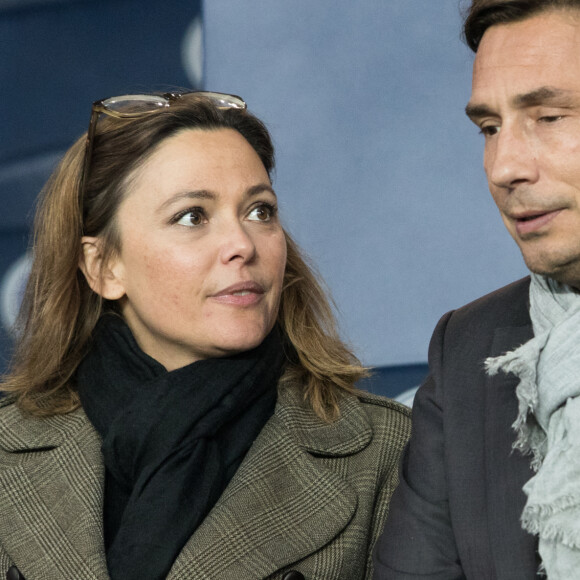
6,566 -> 25,580
282,572 -> 305,580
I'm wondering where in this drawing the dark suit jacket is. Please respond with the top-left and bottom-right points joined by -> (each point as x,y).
0,381 -> 410,580
373,277 -> 540,580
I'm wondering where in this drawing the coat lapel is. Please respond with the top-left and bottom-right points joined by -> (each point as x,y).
485,324 -> 540,579
168,386 -> 371,579
0,385 -> 372,580
0,404 -> 109,579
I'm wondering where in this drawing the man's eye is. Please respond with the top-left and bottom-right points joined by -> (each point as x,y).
248,204 -> 276,222
539,115 -> 564,123
176,209 -> 206,226
479,125 -> 500,137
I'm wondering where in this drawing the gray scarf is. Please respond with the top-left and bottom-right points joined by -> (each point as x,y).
485,274 -> 580,579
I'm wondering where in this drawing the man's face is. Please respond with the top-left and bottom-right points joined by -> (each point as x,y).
466,10 -> 580,288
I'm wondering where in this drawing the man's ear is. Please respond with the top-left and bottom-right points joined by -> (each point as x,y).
79,236 -> 126,300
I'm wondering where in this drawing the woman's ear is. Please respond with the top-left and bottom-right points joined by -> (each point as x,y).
79,237 -> 126,300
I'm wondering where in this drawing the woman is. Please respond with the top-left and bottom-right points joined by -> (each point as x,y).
0,91 -> 410,580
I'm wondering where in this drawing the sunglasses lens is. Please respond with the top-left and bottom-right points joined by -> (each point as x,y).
99,92 -> 246,117
202,92 -> 246,110
101,94 -> 170,116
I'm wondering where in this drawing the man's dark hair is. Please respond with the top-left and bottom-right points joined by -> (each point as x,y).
463,0 -> 580,52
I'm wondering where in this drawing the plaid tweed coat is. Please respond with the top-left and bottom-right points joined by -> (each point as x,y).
0,382 -> 410,580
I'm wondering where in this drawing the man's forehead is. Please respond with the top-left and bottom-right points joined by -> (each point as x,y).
476,17 -> 580,69
468,11 -> 580,110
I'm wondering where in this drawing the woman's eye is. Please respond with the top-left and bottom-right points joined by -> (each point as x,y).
176,209 -> 206,227
248,204 -> 276,222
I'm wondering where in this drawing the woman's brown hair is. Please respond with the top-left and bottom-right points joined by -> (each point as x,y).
1,93 -> 366,419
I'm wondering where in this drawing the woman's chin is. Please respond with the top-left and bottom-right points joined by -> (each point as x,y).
209,326 -> 274,358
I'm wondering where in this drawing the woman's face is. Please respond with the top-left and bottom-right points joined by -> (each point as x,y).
96,128 -> 286,370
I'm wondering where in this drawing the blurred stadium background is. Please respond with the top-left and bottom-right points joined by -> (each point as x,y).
0,0 -> 529,401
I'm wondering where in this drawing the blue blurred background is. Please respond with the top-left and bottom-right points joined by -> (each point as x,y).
0,0 -> 528,401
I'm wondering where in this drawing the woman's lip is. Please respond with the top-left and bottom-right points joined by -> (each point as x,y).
514,209 -> 563,236
210,281 -> 265,306
211,281 -> 264,297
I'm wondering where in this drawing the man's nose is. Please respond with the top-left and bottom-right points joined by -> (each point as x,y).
486,124 -> 539,190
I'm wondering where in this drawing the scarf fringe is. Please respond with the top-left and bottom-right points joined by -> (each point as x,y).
485,346 -> 546,471
523,495 -> 580,520
522,518 -> 580,550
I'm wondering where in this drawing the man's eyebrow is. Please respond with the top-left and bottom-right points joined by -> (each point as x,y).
465,86 -> 579,121
513,86 -> 578,108
464,102 -> 493,121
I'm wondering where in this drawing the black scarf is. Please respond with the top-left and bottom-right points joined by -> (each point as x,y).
76,314 -> 285,580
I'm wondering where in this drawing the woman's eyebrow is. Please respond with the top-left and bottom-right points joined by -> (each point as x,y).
157,190 -> 215,212
247,183 -> 277,198
157,184 -> 276,213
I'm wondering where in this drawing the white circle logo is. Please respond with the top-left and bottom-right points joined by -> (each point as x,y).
0,253 -> 32,334
181,15 -> 204,87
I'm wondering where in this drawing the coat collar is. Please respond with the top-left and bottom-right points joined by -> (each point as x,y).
485,322 -> 541,579
273,381 -> 373,455
169,384 -> 371,578
0,384 -> 372,579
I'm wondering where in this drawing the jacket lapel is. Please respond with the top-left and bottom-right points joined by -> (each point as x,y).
485,324 -> 540,579
0,404 -> 109,579
169,386 -> 370,579
0,385 -> 371,580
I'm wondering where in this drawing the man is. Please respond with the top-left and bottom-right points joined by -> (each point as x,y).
373,1 -> 580,578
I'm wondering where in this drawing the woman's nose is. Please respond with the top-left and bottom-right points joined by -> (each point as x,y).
218,220 -> 257,264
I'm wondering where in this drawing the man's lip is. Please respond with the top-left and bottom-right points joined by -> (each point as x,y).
210,281 -> 265,297
511,208 -> 561,220
511,208 -> 563,235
